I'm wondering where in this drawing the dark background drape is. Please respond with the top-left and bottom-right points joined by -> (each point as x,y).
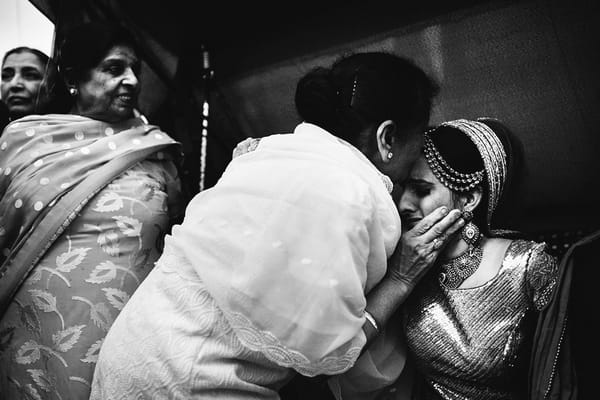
29,0 -> 600,245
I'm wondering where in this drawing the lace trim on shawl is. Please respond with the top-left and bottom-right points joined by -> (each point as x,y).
227,309 -> 363,377
159,248 -> 364,377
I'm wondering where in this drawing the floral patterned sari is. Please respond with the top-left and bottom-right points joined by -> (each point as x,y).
0,114 -> 182,399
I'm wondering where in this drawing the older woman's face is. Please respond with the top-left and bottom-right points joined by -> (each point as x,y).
75,44 -> 140,123
1,51 -> 48,118
398,155 -> 457,231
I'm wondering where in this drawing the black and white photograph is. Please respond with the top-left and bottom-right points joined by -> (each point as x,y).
0,1 -> 598,399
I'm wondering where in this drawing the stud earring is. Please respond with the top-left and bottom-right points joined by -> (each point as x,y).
69,87 -> 78,96
387,152 -> 393,160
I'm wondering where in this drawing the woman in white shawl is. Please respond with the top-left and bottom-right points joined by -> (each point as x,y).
90,52 -> 464,399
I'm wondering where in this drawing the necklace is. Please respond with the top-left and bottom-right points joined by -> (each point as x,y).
439,236 -> 483,289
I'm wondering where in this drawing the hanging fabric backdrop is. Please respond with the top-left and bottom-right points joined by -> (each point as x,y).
28,0 -> 600,239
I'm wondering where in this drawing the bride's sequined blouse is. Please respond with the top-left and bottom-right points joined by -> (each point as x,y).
403,240 -> 558,399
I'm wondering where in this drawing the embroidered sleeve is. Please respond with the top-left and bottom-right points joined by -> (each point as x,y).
232,137 -> 261,159
526,243 -> 559,311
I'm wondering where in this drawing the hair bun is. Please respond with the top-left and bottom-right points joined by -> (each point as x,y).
295,67 -> 339,130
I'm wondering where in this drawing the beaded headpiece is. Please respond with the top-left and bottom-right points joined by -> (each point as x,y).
424,119 -> 507,231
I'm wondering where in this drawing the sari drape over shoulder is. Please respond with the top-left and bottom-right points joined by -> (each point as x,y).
0,115 -> 181,291
0,114 -> 182,399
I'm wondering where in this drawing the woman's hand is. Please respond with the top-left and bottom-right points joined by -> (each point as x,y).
388,206 -> 464,289
361,207 -> 464,346
232,137 -> 261,159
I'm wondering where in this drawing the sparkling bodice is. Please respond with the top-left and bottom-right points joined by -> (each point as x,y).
403,240 -> 557,399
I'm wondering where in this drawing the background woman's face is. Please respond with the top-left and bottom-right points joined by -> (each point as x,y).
398,155 -> 456,231
1,52 -> 48,118
75,44 -> 140,123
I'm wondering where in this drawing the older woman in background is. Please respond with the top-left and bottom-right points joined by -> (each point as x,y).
0,22 -> 183,400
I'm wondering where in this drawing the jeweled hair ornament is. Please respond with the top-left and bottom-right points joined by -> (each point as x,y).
424,119 -> 507,232
423,134 -> 485,192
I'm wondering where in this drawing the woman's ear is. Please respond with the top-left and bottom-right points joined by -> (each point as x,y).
459,186 -> 483,213
376,120 -> 397,163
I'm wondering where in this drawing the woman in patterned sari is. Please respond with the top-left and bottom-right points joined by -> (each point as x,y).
0,22 -> 183,400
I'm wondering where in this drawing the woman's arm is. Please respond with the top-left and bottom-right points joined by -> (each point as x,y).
362,206 -> 464,345
323,207 -> 464,400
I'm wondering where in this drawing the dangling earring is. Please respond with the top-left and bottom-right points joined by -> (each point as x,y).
461,210 -> 481,254
387,151 -> 393,160
69,87 -> 78,96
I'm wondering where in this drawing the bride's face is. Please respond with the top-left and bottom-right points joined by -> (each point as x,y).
397,155 -> 458,231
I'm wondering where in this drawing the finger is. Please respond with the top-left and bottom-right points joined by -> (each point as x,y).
445,217 -> 466,237
421,209 -> 463,243
433,218 -> 466,248
411,206 -> 449,235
